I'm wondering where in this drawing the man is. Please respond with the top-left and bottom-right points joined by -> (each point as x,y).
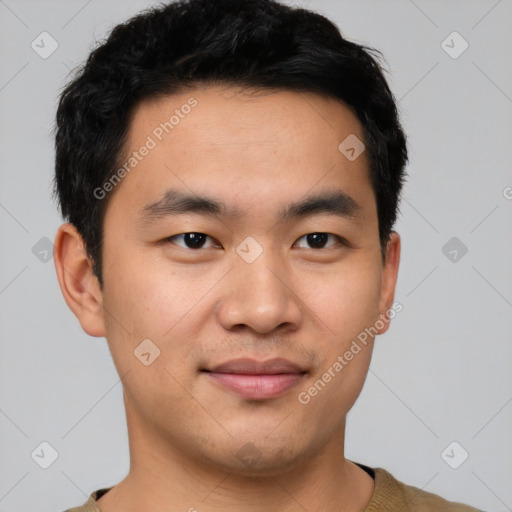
52,0 -> 482,510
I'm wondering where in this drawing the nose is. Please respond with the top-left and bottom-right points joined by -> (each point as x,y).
216,245 -> 303,335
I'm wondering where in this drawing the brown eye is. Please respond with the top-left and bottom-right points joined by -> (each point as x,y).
164,232 -> 218,249
294,233 -> 345,249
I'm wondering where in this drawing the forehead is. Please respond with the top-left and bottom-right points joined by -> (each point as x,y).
127,85 -> 366,150
107,85 -> 374,226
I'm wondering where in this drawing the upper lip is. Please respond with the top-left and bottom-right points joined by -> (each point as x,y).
204,357 -> 307,375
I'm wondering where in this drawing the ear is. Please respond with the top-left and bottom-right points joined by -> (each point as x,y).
375,231 -> 401,335
53,223 -> 106,337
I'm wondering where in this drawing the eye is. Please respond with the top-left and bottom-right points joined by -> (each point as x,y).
164,232 -> 219,250
162,232 -> 347,251
293,233 -> 346,250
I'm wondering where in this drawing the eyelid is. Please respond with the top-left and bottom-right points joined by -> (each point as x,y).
293,233 -> 346,249
163,232 -> 348,250
163,233 -> 220,249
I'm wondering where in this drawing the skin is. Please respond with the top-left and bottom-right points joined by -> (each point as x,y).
54,85 -> 400,512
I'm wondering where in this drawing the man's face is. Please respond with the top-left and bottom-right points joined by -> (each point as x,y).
97,86 -> 398,474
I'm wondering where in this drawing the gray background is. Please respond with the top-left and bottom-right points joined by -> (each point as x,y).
1,0 -> 511,511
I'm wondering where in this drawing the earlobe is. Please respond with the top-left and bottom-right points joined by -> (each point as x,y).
53,223 -> 106,338
376,231 -> 401,335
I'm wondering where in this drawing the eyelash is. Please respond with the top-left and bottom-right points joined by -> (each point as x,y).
162,232 -> 348,250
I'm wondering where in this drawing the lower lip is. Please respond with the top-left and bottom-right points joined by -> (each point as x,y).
204,372 -> 305,400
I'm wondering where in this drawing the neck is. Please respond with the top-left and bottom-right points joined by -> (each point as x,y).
97,396 -> 374,512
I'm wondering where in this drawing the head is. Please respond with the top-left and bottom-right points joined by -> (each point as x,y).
53,0 -> 407,475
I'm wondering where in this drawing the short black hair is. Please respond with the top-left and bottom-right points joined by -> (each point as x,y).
53,0 -> 408,289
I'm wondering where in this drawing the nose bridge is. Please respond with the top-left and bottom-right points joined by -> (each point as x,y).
240,248 -> 282,300
217,237 -> 302,333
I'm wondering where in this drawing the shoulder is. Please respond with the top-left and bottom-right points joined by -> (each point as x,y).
61,487 -> 111,512
368,466 -> 484,511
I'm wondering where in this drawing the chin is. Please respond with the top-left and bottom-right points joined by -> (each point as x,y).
205,440 -> 306,477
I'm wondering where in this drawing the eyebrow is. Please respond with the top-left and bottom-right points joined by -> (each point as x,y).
139,188 -> 362,225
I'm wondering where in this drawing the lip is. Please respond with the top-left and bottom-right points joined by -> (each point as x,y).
202,358 -> 307,400
207,357 -> 306,375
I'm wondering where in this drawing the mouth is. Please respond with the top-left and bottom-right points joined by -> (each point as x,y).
201,357 -> 308,400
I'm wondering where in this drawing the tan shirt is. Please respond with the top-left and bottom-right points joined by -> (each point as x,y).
63,463 -> 483,511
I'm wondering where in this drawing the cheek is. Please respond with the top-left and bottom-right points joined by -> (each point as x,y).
102,248 -> 187,338
100,249 -> 219,380
296,258 -> 381,340
293,260 -> 380,410
100,257 -> 198,424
